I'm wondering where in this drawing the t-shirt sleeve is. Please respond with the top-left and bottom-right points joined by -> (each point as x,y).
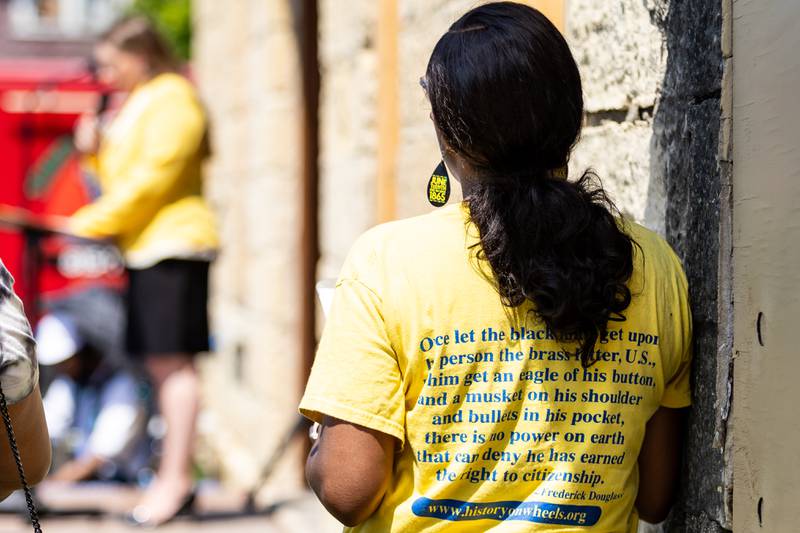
299,235 -> 405,445
0,259 -> 38,404
660,248 -> 693,409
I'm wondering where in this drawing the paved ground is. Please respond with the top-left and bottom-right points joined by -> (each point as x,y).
0,484 -> 341,533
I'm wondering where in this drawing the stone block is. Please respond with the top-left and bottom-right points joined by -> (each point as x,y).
566,0 -> 667,112
652,3 -> 726,530
319,0 -> 378,63
570,119 -> 665,234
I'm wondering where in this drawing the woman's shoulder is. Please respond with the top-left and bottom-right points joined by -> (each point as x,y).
341,205 -> 466,277
149,72 -> 195,92
135,73 -> 205,130
624,220 -> 688,289
625,221 -> 681,262
143,73 -> 201,109
353,205 -> 465,253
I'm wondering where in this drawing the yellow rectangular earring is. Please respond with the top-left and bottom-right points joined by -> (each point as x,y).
427,161 -> 451,207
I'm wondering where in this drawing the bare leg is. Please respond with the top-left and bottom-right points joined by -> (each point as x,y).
132,354 -> 198,525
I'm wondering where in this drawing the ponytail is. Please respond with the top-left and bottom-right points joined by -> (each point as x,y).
466,170 -> 634,366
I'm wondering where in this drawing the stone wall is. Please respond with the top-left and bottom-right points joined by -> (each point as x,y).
652,1 -> 729,531
193,0 -> 307,497
394,0 -> 475,218
565,4 -> 731,526
320,0 -> 671,263
566,0 -> 668,234
318,0 -> 670,272
317,0 -> 379,279
192,0 -> 673,489
569,0 -> 731,529
316,0 -> 474,282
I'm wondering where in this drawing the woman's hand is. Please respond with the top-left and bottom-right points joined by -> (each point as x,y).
306,417 -> 396,526
43,215 -> 75,236
73,112 -> 101,155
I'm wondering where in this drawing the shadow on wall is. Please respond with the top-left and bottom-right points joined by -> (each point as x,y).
647,0 -> 730,532
643,0 -> 668,232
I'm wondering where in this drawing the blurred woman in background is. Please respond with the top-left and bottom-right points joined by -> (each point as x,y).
70,16 -> 218,527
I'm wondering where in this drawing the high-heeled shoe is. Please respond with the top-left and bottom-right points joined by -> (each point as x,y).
124,490 -> 196,528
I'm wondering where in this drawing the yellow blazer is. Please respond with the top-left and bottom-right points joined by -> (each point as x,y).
71,73 -> 219,269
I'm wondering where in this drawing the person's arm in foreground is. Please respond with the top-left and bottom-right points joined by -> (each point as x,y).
636,406 -> 688,523
306,416 -> 396,526
47,455 -> 105,483
0,385 -> 51,499
0,262 -> 50,499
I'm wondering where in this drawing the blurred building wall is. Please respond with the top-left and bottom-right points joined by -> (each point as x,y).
731,0 -> 800,530
193,0 -> 308,497
316,0 -> 379,279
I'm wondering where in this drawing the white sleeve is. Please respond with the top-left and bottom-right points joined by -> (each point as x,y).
86,373 -> 144,460
42,377 -> 77,441
0,259 -> 38,404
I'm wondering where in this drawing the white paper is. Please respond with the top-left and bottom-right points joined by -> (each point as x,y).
316,279 -> 336,317
638,519 -> 665,533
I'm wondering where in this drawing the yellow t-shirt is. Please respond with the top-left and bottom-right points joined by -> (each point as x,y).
71,72 -> 219,268
300,203 -> 692,532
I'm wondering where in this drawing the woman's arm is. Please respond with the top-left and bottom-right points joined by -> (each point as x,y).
306,416 -> 396,526
636,406 -> 688,523
0,384 -> 51,499
0,261 -> 51,499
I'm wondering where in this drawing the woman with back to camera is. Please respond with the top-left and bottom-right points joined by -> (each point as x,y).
69,16 -> 218,527
300,3 -> 692,532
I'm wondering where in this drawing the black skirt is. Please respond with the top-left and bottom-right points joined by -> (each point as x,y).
126,259 -> 210,357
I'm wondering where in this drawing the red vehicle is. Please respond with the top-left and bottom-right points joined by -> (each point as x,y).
0,57 -> 125,317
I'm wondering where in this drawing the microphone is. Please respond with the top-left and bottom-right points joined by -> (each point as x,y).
87,56 -> 110,115
96,92 -> 110,115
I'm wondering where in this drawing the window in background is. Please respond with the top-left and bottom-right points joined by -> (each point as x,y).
8,0 -> 131,39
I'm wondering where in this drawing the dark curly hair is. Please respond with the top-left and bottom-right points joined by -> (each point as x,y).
425,2 -> 635,366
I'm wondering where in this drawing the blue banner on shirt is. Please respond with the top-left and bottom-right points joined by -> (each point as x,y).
412,497 -> 601,526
